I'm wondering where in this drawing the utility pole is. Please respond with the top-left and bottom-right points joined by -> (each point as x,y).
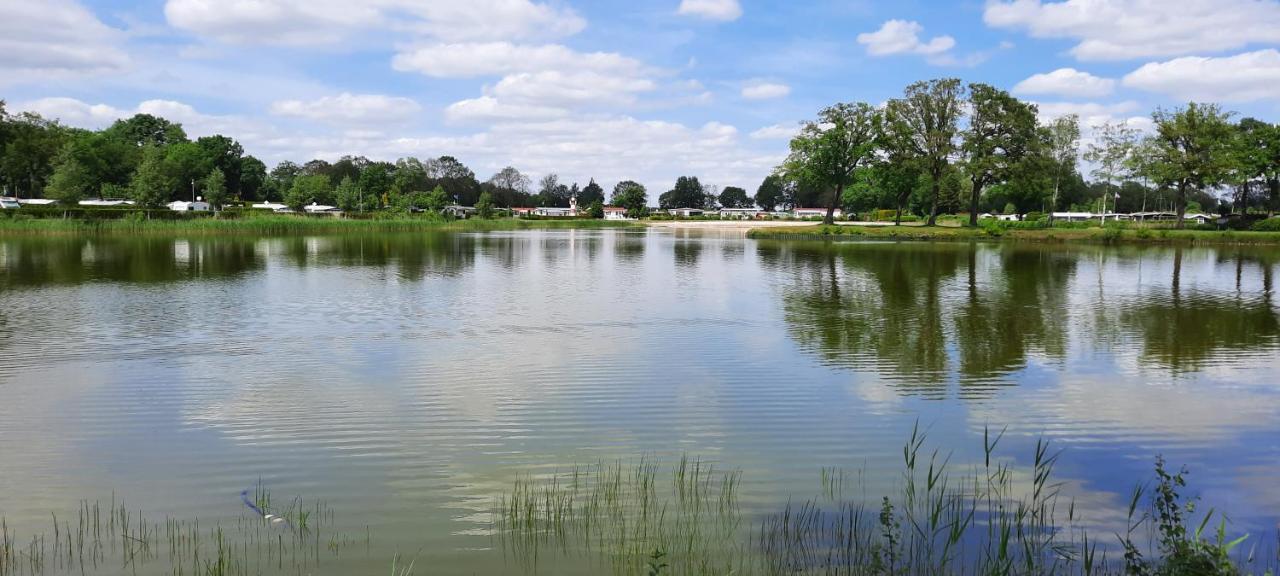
191,179 -> 196,202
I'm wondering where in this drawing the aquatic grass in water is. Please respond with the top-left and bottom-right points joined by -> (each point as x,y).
495,429 -> 1277,575
493,455 -> 747,576
0,487 -> 357,576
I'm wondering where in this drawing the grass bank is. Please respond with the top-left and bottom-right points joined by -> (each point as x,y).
0,214 -> 638,237
747,223 -> 1280,246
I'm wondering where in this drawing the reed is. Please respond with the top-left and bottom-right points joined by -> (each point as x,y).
495,429 -> 1276,576
0,486 -> 352,576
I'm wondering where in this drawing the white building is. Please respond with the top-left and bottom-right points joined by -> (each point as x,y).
668,208 -> 704,217
1051,212 -> 1093,222
167,200 -> 211,212
252,202 -> 288,211
793,207 -> 842,219
18,198 -> 57,207
79,199 -> 135,207
719,208 -> 761,219
0,197 -> 20,209
304,203 -> 340,214
603,206 -> 631,220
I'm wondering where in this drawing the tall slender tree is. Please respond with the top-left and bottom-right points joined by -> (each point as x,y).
960,83 -> 1039,227
1044,115 -> 1080,220
883,79 -> 965,226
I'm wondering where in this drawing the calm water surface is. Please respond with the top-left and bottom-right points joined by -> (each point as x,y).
1,229 -> 1279,573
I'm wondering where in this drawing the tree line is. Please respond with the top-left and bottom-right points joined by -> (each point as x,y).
776,78 -> 1280,228
3,87 -> 1278,227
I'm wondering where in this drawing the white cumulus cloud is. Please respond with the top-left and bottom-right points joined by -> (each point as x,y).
677,0 -> 743,22
164,0 -> 586,45
857,20 -> 955,57
1013,68 -> 1116,98
0,0 -> 129,82
750,123 -> 799,140
741,82 -> 791,100
270,93 -> 422,125
391,42 -> 648,78
1122,49 -> 1280,102
984,0 -> 1280,61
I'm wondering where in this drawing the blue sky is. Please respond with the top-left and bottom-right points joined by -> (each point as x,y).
3,0 -> 1280,194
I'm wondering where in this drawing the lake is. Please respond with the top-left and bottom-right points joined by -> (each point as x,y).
1,229 -> 1278,574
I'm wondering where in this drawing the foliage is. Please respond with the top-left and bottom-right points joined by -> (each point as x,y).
754,175 -> 785,212
611,180 -> 648,218
961,83 -> 1040,226
475,191 -> 495,219
203,167 -> 227,209
1148,103 -> 1237,227
284,174 -> 332,210
130,146 -> 176,208
718,185 -> 751,208
782,102 -> 879,224
660,175 -> 706,209
883,78 -> 965,226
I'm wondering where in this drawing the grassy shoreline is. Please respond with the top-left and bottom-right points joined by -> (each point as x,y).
0,214 -> 639,237
747,223 -> 1280,246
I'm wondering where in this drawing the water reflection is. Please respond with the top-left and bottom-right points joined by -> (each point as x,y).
768,241 -> 1280,390
0,236 -> 263,286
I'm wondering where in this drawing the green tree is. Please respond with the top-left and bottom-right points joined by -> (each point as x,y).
587,199 -> 604,219
1084,120 -> 1140,221
754,175 -> 784,212
1,111 -> 67,198
1149,103 -> 1236,228
357,162 -> 392,212
610,180 -> 648,217
130,147 -> 177,209
579,178 -> 605,206
196,135 -> 244,197
883,78 -> 965,226
718,186 -> 751,208
105,114 -> 187,147
960,83 -> 1039,226
284,174 -> 333,211
661,176 -> 705,209
202,167 -> 227,209
334,176 -> 360,212
239,156 -> 268,201
164,142 -> 212,201
475,191 -> 495,219
1045,115 -> 1080,218
45,147 -> 96,207
425,185 -> 449,212
782,102 -> 879,224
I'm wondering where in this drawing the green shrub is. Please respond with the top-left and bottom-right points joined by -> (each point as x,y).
1249,217 -> 1280,232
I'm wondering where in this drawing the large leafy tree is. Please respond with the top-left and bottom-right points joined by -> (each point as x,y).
782,102 -> 879,224
163,142 -> 212,201
661,176 -> 705,209
883,78 -> 965,226
960,83 -> 1038,226
578,178 -> 605,206
610,180 -> 647,217
1149,102 -> 1236,228
105,114 -> 187,147
427,156 -> 480,204
718,186 -> 751,208
1234,118 -> 1280,215
1,111 -> 68,198
357,162 -> 393,211
239,156 -> 268,201
487,166 -> 531,207
284,174 -> 333,210
196,135 -> 244,197
754,175 -> 784,212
